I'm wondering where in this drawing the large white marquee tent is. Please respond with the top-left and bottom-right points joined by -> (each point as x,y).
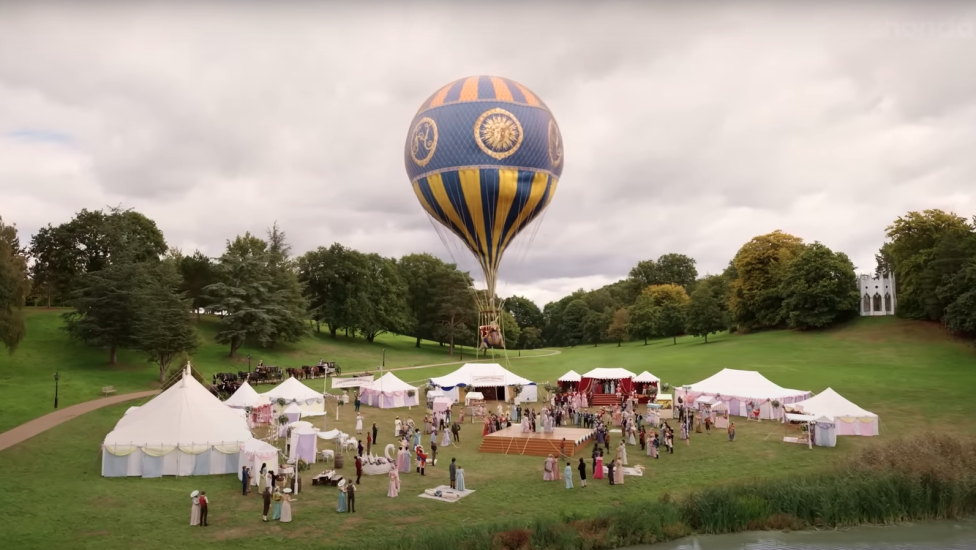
792,388 -> 879,437
102,368 -> 252,478
264,376 -> 326,416
430,363 -> 537,403
361,372 -> 420,409
675,368 -> 812,420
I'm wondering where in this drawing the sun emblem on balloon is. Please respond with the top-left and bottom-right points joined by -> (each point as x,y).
548,119 -> 563,168
410,117 -> 438,167
474,108 -> 523,160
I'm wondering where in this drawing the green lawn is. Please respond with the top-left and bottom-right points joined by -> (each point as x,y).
0,309 -> 549,432
0,311 -> 974,549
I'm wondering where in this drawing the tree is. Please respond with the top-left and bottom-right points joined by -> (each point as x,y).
62,261 -> 147,364
29,207 -> 167,303
606,308 -> 629,346
780,242 -> 860,330
918,229 -> 976,321
263,224 -> 309,348
0,216 -> 30,353
499,309 -> 522,349
582,309 -> 609,346
296,243 -> 360,338
518,326 -> 544,349
654,302 -> 687,345
205,233 -> 277,358
134,261 -> 200,382
505,295 -> 544,330
351,253 -> 407,342
432,269 -> 476,355
641,283 -> 691,307
399,253 -> 449,346
179,251 -> 217,320
884,210 -> 973,320
560,299 -> 590,347
655,253 -> 699,292
685,284 -> 726,343
627,295 -> 656,345
939,257 -> 976,340
729,230 -> 805,332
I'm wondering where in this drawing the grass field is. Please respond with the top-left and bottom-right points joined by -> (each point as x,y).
0,310 -> 975,549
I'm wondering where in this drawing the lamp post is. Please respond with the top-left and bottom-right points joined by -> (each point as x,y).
54,372 -> 60,409
247,354 -> 252,373
382,349 -> 386,369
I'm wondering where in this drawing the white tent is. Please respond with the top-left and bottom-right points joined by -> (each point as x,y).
676,369 -> 811,420
814,415 -> 837,447
264,376 -> 326,416
558,370 -> 582,382
283,403 -> 303,423
238,438 -> 279,485
360,372 -> 419,409
581,368 -> 636,380
289,426 -> 319,463
102,368 -> 252,478
792,388 -> 879,436
634,371 -> 660,383
430,363 -> 535,403
224,381 -> 270,409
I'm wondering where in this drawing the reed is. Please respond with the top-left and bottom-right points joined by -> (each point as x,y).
340,435 -> 976,550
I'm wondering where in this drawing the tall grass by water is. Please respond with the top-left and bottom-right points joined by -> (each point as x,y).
358,435 -> 976,550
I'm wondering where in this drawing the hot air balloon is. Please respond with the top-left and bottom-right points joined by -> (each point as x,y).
404,76 -> 563,350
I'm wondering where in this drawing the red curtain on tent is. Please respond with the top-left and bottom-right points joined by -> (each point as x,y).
580,377 -> 633,394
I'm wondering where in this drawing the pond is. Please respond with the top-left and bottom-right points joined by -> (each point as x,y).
626,520 -> 976,550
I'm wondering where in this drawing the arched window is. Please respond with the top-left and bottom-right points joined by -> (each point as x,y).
885,293 -> 892,312
873,293 -> 882,312
862,294 -> 871,313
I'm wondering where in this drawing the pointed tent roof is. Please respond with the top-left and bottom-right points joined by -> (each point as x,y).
104,370 -> 252,449
429,363 -> 534,389
793,388 -> 877,419
283,402 -> 303,414
581,368 -> 636,380
634,371 -> 659,383
264,376 -> 323,403
224,381 -> 269,409
363,372 -> 417,394
558,370 -> 582,382
685,368 -> 807,399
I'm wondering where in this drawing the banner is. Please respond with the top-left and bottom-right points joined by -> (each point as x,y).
331,377 -> 374,389
471,375 -> 505,386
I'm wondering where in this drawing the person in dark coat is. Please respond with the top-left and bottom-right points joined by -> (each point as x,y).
607,457 -> 615,485
262,487 -> 272,521
199,491 -> 209,526
577,457 -> 587,487
355,455 -> 363,485
372,423 -> 379,445
449,458 -> 457,489
241,466 -> 249,495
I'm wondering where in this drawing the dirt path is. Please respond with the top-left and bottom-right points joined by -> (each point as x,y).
0,390 -> 159,452
0,349 -> 562,452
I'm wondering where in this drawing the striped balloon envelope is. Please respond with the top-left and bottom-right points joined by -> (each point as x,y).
404,75 -> 563,308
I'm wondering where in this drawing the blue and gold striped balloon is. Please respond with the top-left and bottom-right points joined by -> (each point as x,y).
405,76 -> 563,281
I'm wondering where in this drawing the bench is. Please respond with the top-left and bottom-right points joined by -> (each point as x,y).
102,386 -> 117,396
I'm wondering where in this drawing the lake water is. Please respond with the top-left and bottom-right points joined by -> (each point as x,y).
627,520 -> 976,550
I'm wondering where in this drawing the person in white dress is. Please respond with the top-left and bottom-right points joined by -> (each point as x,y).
190,491 -> 200,526
356,413 -> 364,434
280,488 -> 294,522
394,417 -> 402,437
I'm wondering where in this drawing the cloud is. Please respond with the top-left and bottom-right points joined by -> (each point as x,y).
1,2 -> 975,306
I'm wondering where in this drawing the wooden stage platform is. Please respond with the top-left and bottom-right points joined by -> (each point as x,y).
479,426 -> 596,457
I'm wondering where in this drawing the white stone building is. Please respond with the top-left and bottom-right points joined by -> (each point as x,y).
858,273 -> 896,316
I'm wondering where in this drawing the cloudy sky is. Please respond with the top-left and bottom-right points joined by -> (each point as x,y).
2,2 -> 975,306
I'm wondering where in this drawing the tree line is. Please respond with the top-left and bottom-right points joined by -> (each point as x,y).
2,207 -> 975,374
528,209 -> 976,348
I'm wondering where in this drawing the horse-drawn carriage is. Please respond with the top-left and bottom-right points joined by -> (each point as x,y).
288,361 -> 341,380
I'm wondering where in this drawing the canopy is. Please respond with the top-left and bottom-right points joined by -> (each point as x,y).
433,397 -> 453,412
224,381 -> 269,409
785,413 -> 817,422
558,370 -> 582,383
317,429 -> 342,440
361,372 -> 419,409
465,392 -> 485,403
238,438 -> 279,485
102,368 -> 252,478
792,388 -> 878,437
677,369 -> 811,420
264,376 -> 325,415
429,363 -> 534,390
634,371 -> 659,383
581,368 -> 636,380
814,415 -> 838,447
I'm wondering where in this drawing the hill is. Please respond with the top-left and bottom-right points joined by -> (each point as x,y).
0,308 -> 549,433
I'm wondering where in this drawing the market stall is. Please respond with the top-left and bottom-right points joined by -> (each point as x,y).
360,372 -> 419,409
783,412 -> 816,448
579,368 -> 636,405
429,363 -> 536,403
791,388 -> 879,437
558,370 -> 582,391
